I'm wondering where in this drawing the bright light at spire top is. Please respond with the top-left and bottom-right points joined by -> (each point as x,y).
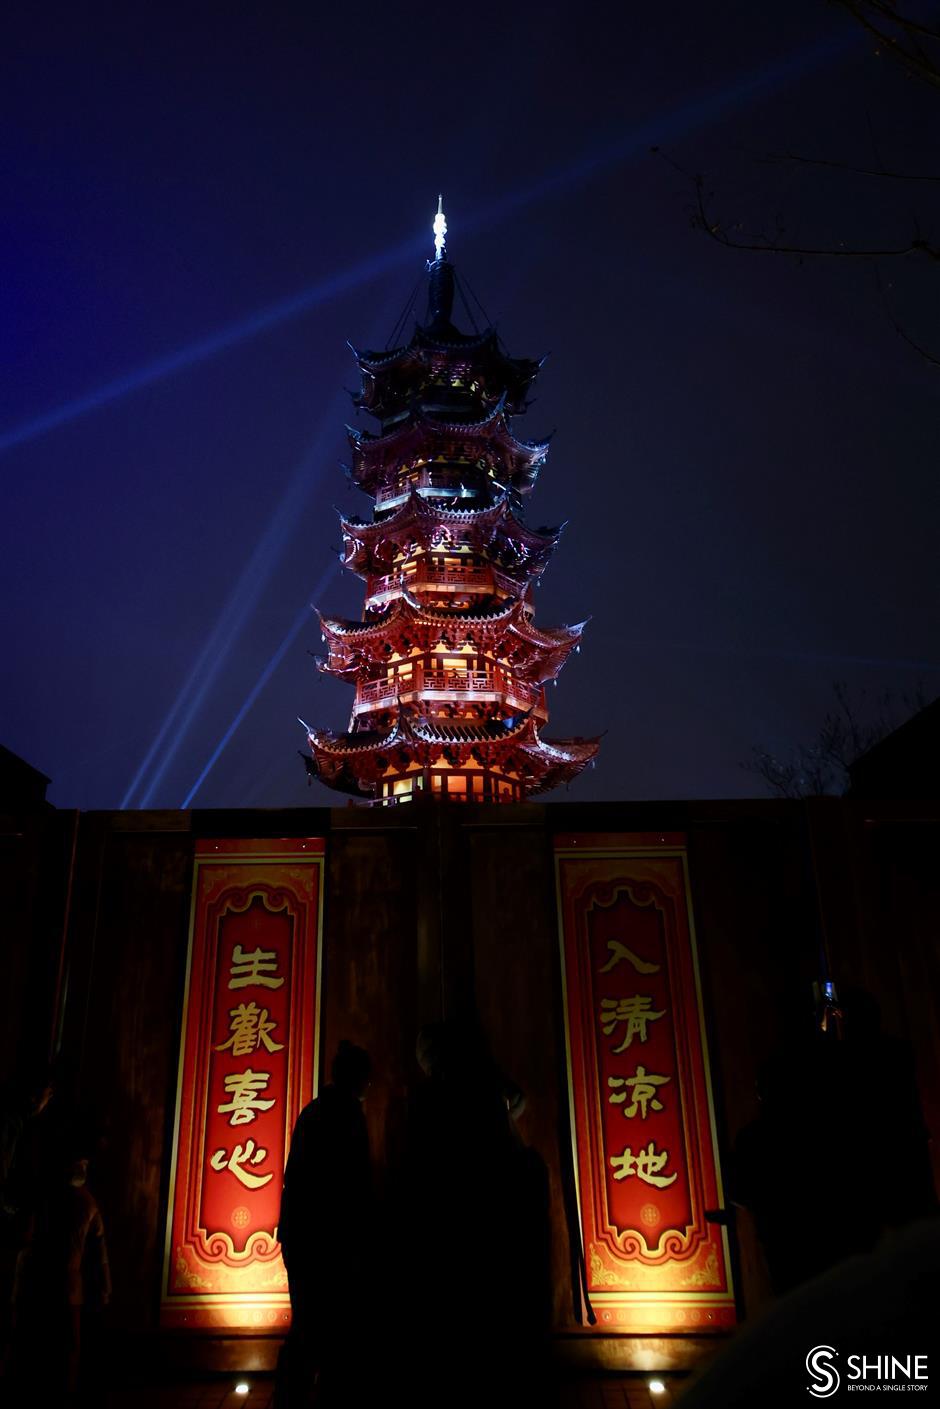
433,194 -> 447,261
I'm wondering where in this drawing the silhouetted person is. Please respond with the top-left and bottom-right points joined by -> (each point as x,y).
8,1139 -> 110,1400
402,1021 -> 530,1409
503,1078 -> 555,1404
676,1217 -> 939,1408
275,1041 -> 372,1409
732,986 -> 936,1294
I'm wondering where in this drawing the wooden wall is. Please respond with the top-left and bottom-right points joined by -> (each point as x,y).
12,795 -> 936,1370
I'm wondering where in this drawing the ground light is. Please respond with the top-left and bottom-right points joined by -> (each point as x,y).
234,1384 -> 250,1396
649,1380 -> 666,1395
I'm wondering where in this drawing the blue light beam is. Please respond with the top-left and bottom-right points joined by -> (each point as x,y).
0,240 -> 425,457
0,33 -> 851,461
180,567 -> 339,808
124,279 -> 405,809
127,414 -> 343,808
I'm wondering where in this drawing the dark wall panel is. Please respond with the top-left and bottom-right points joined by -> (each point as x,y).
70,822 -> 192,1332
37,798 -> 940,1366
322,826 -> 419,1186
466,819 -> 576,1328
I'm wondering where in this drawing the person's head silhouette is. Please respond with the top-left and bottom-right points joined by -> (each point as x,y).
331,1041 -> 371,1100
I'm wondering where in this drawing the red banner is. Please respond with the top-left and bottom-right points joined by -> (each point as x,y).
161,838 -> 324,1329
555,834 -> 735,1334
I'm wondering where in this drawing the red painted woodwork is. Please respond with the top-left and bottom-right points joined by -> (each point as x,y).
555,833 -> 736,1334
161,838 -> 324,1330
301,253 -> 600,803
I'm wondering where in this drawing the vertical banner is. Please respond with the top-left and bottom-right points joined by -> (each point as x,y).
162,838 -> 325,1330
555,833 -> 735,1334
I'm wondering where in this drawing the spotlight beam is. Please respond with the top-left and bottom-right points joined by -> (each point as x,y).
0,34 -> 850,461
127,415 -> 342,808
180,566 -> 339,809
0,240 -> 423,457
123,277 -> 405,809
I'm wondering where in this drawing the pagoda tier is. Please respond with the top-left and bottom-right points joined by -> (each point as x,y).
350,256 -> 542,429
301,213 -> 599,805
303,707 -> 599,802
339,488 -> 564,586
351,327 -> 542,426
316,592 -> 586,688
345,405 -> 550,503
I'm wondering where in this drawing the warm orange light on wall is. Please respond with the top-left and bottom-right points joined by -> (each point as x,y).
555,834 -> 735,1334
161,839 -> 324,1331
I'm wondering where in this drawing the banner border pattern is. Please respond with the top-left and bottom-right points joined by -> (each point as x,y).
554,834 -> 736,1329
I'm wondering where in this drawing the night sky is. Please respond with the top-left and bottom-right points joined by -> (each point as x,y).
3,2 -> 938,810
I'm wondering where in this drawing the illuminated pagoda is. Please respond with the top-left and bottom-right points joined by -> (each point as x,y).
302,200 -> 600,803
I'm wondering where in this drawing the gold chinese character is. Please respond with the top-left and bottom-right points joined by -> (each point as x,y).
216,1002 -> 284,1057
609,1141 -> 677,1189
599,995 -> 666,1053
608,1065 -> 671,1118
599,940 -> 660,975
210,1138 -> 272,1190
217,1069 -> 275,1126
228,944 -> 284,991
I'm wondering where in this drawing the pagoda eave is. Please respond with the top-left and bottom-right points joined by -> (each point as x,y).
339,492 -> 564,577
315,656 -> 361,684
346,414 -> 549,496
412,324 -> 540,379
304,753 -> 377,798
339,487 -> 561,545
305,715 -> 600,802
514,730 -> 602,793
318,598 -> 587,685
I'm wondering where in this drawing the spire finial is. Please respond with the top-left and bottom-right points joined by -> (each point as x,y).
433,194 -> 447,262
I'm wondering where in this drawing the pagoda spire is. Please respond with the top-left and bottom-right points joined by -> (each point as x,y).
432,194 -> 447,261
426,196 -> 455,333
300,216 -> 600,805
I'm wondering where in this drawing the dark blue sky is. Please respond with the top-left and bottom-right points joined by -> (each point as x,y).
3,2 -> 938,809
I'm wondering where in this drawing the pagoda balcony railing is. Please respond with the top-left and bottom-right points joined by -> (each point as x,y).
354,791 -> 476,807
375,468 -> 479,510
367,562 -> 492,599
422,670 -> 500,693
352,667 -> 543,714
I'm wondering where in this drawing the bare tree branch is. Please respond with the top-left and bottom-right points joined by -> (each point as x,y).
831,1 -> 940,89
744,681 -> 929,797
874,262 -> 940,364
764,150 -> 940,183
691,169 -> 940,261
658,5 -> 940,368
837,0 -> 940,46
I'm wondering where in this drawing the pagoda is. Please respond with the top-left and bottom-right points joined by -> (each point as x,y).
301,202 -> 600,804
